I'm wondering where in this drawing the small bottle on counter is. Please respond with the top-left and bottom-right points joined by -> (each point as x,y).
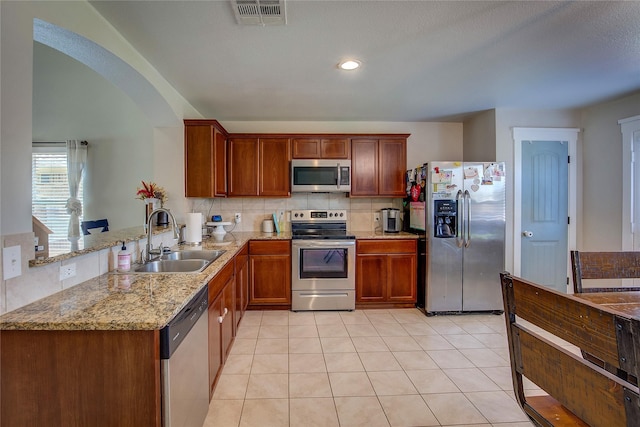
118,241 -> 131,272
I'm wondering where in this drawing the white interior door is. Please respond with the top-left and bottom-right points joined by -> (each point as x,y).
520,140 -> 568,292
513,128 -> 579,293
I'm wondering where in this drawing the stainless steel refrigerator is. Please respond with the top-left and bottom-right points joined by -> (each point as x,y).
426,162 -> 506,314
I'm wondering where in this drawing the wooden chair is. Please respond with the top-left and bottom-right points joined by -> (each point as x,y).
570,250 -> 640,380
81,219 -> 109,235
500,272 -> 640,427
571,250 -> 640,293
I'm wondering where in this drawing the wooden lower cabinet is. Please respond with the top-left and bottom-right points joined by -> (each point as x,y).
356,239 -> 417,307
1,329 -> 161,427
208,260 -> 235,398
248,240 -> 291,308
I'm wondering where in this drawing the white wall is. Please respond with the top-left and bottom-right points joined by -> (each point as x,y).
1,0 -> 199,237
580,91 -> 640,250
463,110 -> 496,161
33,42 -> 154,231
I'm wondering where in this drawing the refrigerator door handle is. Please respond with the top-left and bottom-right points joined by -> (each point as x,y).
455,190 -> 464,248
464,190 -> 471,248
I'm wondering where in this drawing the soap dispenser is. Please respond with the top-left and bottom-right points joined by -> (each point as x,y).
118,241 -> 131,272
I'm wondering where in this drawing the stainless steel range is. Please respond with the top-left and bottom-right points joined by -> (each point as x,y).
291,209 -> 355,311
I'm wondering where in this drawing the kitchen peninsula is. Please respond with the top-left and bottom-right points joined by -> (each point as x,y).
0,230 -> 418,427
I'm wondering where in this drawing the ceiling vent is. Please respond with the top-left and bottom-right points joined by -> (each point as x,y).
231,0 -> 287,26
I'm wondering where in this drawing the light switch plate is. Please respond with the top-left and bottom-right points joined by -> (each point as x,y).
3,245 -> 22,280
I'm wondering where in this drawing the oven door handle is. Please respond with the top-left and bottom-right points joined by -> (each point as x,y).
292,240 -> 355,249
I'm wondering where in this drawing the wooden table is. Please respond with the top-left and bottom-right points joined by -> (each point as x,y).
574,290 -> 640,386
575,290 -> 640,318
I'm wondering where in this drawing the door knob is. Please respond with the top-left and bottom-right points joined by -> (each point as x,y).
522,231 -> 534,238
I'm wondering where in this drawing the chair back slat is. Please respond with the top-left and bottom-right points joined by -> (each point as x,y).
572,251 -> 640,293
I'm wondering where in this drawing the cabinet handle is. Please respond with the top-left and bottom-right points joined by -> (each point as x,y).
218,307 -> 228,324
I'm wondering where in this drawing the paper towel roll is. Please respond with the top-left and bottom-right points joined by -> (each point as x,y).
185,213 -> 203,244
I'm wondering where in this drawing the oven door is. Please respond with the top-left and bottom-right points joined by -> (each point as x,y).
292,240 -> 355,291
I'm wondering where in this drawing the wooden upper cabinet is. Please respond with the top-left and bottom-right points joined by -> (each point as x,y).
292,138 -> 350,159
259,138 -> 291,196
228,137 -> 290,197
228,138 -> 260,196
184,120 -> 228,197
378,139 -> 407,197
351,137 -> 407,197
351,139 -> 379,196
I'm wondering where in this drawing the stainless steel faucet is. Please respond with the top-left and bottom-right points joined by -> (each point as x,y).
144,208 -> 179,263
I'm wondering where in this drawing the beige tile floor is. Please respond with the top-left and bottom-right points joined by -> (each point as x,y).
203,308 -> 536,427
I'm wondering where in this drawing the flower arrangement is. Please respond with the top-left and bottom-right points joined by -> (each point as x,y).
136,181 -> 167,206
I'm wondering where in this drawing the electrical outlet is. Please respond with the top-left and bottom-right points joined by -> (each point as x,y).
374,213 -> 381,223
234,213 -> 241,223
60,263 -> 77,280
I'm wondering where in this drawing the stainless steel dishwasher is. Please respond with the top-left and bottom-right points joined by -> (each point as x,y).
160,285 -> 209,427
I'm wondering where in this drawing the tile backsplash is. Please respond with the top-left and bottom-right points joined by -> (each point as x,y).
189,195 -> 403,233
0,196 -> 401,314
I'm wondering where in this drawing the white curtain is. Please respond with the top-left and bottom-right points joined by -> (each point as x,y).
66,140 -> 87,248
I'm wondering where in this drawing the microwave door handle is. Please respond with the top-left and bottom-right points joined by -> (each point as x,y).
336,163 -> 341,190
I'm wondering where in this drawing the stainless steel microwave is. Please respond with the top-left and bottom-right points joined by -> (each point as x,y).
291,159 -> 351,193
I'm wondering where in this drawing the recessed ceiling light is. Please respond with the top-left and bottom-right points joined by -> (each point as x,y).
338,60 -> 361,71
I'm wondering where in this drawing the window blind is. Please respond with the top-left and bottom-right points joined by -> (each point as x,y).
32,146 -> 84,256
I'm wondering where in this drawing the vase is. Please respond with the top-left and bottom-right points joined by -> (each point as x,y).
144,198 -> 159,227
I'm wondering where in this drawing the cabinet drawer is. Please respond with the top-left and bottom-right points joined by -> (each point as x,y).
356,239 -> 416,254
249,240 -> 291,255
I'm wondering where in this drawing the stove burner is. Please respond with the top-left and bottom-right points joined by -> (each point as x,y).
290,209 -> 354,240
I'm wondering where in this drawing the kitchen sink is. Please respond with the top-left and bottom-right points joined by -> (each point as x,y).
130,250 -> 226,273
159,250 -> 226,262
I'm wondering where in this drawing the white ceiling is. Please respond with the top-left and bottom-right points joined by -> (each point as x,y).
89,0 -> 640,122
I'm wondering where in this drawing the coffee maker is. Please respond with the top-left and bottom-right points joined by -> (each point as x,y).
381,208 -> 402,233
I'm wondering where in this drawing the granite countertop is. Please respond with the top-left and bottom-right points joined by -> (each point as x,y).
29,225 -> 183,267
1,232 -> 269,331
1,230 -> 419,332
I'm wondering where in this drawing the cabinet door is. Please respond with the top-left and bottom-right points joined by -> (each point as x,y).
321,138 -> 350,159
208,294 -> 222,399
228,138 -> 259,196
351,139 -> 379,196
378,139 -> 407,196
292,138 -> 321,158
213,128 -> 227,197
221,277 -> 235,361
234,245 -> 249,331
259,138 -> 291,196
249,254 -> 291,305
185,124 -> 215,197
387,253 -> 417,302
356,254 -> 386,302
